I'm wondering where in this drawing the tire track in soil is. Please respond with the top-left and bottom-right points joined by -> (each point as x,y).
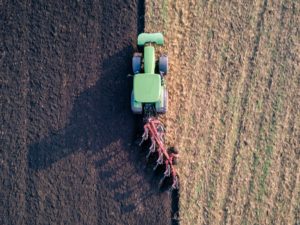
240,1 -> 286,222
240,1 -> 298,223
1,1 -> 173,225
200,4 -> 237,223
285,107 -> 300,225
222,0 -> 268,223
269,58 -> 300,224
197,2 -> 257,224
269,3 -> 300,224
221,1 -> 299,223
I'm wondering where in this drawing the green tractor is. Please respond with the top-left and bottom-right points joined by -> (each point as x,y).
132,33 -> 179,190
131,33 -> 168,115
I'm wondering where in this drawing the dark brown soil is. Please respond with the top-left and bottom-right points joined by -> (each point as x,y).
0,1 -> 172,224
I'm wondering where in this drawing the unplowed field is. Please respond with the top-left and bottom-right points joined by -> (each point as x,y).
145,0 -> 299,224
1,1 -> 172,225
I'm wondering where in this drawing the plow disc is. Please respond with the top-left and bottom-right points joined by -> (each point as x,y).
140,117 -> 179,190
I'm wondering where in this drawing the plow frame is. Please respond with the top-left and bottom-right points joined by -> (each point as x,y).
140,117 -> 179,189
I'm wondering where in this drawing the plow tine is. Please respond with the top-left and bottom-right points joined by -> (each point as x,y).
158,133 -> 164,142
171,176 -> 179,190
139,138 -> 145,146
159,174 -> 170,188
153,152 -> 164,170
146,150 -> 152,159
146,138 -> 156,159
142,128 -> 149,140
139,128 -> 149,146
149,137 -> 156,152
164,164 -> 171,177
156,125 -> 165,142
157,152 -> 164,165
153,163 -> 159,171
159,176 -> 165,188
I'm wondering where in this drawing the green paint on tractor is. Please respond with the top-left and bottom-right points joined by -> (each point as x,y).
137,33 -> 164,46
134,73 -> 161,103
144,46 -> 155,74
131,33 -> 168,114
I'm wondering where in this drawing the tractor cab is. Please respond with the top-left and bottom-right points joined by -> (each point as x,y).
133,73 -> 161,103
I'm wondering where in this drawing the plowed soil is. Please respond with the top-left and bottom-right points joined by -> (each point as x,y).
1,1 -> 172,225
145,0 -> 299,224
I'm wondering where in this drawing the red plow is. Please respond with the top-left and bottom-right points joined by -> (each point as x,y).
139,117 -> 179,190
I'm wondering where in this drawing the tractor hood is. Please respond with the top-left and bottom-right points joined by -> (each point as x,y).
138,33 -> 164,46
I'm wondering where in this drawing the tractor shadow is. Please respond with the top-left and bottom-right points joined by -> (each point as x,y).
27,45 -> 172,222
27,1 -> 176,222
27,46 -> 135,171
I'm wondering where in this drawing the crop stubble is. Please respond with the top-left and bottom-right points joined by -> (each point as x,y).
145,0 -> 299,224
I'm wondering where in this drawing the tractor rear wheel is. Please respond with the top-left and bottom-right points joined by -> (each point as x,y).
156,87 -> 168,114
132,53 -> 142,74
159,54 -> 168,75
